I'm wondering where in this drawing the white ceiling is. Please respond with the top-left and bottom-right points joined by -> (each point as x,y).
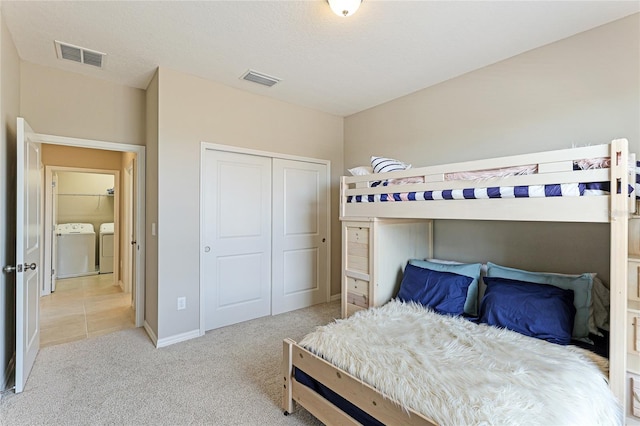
2,1 -> 639,117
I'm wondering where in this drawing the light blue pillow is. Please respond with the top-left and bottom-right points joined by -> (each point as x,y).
486,262 -> 594,339
409,259 -> 482,316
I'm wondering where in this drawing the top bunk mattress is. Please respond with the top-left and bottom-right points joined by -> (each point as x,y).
347,180 -> 634,203
340,140 -> 636,222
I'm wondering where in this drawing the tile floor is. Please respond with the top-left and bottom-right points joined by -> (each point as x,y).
39,274 -> 135,348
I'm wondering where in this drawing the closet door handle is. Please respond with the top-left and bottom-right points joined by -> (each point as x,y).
131,240 -> 137,245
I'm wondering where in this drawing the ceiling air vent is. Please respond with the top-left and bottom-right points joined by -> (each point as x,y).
55,41 -> 105,68
240,70 -> 281,87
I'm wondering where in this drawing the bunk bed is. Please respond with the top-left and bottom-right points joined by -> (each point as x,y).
282,139 -> 633,425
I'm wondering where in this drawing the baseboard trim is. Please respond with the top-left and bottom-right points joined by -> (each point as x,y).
156,329 -> 201,348
1,353 -> 15,392
143,321 -> 158,347
330,293 -> 341,302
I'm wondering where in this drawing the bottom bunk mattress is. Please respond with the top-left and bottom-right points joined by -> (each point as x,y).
298,300 -> 621,425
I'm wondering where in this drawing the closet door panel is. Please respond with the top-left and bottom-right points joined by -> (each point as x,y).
272,159 -> 329,315
203,150 -> 272,330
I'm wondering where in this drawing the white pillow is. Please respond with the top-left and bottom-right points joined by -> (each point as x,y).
348,166 -> 373,176
370,156 -> 411,174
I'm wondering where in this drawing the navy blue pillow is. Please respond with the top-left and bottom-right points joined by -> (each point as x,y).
397,263 -> 473,316
479,276 -> 576,345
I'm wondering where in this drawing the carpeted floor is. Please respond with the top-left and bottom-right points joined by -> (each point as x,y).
0,301 -> 340,425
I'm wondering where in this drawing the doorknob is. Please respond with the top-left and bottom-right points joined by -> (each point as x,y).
24,263 -> 37,271
3,264 -> 27,273
3,265 -> 21,273
131,240 -> 137,245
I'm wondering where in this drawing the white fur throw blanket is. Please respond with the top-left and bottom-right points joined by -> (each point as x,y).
299,300 -> 622,425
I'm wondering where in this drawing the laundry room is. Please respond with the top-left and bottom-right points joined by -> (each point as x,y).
55,171 -> 115,278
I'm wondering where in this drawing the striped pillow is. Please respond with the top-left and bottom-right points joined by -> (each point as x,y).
370,156 -> 411,174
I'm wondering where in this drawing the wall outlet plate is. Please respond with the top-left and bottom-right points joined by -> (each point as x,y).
177,297 -> 186,310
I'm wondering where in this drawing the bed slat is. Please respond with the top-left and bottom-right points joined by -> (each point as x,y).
291,343 -> 436,426
291,379 -> 361,426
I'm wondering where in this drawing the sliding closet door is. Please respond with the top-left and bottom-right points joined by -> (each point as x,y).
272,159 -> 329,315
202,150 -> 272,330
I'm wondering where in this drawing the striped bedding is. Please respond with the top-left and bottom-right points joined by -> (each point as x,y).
347,162 -> 640,204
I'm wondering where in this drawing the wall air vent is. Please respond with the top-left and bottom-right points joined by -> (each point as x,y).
55,41 -> 106,68
240,70 -> 281,87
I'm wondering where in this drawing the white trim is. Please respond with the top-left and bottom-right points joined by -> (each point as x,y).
330,293 -> 341,302
33,133 -> 140,154
155,329 -> 201,348
201,141 -> 331,166
199,149 -> 206,337
199,142 -> 332,335
31,132 -> 146,329
143,321 -> 158,347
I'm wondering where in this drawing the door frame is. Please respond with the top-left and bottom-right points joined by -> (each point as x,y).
199,142 -> 331,335
43,166 -> 121,295
32,132 -> 145,327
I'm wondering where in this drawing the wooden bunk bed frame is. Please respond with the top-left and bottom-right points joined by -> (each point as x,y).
283,139 -> 632,424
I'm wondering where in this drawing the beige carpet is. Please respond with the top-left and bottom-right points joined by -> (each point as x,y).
1,301 -> 340,425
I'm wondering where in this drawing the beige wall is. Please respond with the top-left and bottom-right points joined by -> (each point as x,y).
145,71 -> 159,337
41,144 -> 123,169
0,7 -> 20,391
156,67 -> 343,339
344,14 -> 640,281
20,62 -> 146,145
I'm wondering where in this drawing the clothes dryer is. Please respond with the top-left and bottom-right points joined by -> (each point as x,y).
99,223 -> 114,274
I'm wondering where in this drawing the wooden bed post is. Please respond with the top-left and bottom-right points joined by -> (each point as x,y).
609,138 -> 629,403
340,176 -> 347,219
282,338 -> 294,415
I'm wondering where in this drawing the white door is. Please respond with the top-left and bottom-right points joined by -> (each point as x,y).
15,117 -> 41,393
203,150 -> 272,330
123,160 -> 134,295
272,159 -> 329,315
51,172 -> 58,292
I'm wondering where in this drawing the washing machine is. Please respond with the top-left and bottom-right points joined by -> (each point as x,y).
99,223 -> 114,274
55,223 -> 96,279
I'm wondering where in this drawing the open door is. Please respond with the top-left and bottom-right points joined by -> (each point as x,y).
14,117 -> 42,393
51,172 -> 58,292
123,159 -> 135,296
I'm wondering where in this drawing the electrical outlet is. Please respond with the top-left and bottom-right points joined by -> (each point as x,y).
177,297 -> 186,310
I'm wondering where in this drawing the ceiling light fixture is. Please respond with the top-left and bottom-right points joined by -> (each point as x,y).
327,0 -> 362,17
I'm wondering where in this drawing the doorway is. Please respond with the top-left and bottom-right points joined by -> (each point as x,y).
44,168 -> 119,293
12,118 -> 146,392
40,166 -> 131,347
33,134 -> 145,334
